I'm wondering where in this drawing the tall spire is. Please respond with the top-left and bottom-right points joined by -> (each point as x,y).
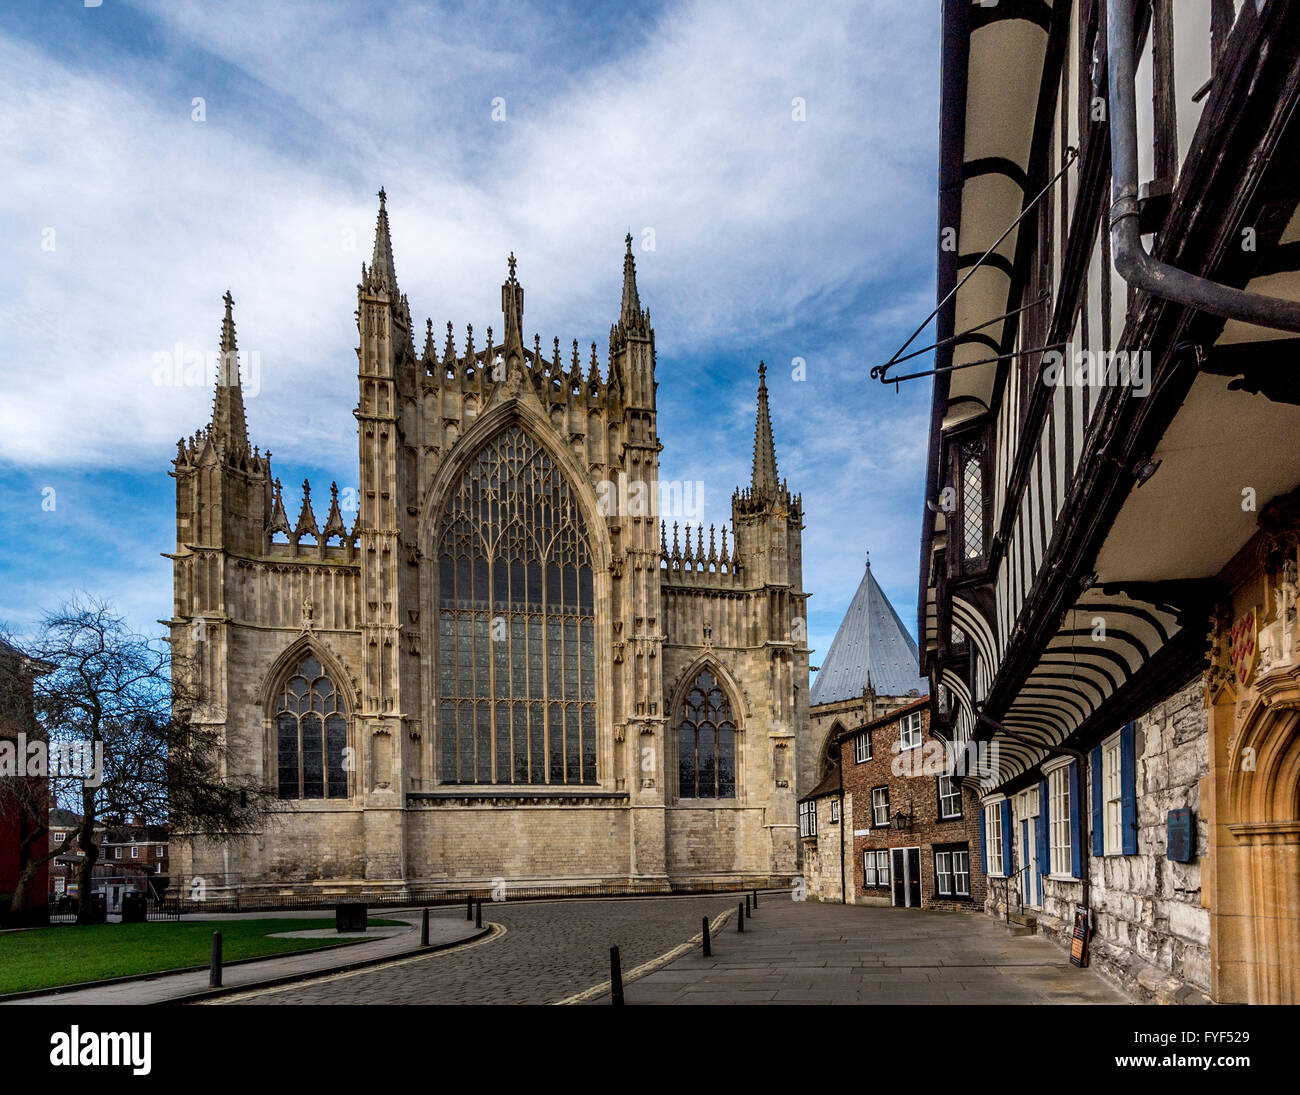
365,187 -> 397,292
612,233 -> 650,350
751,362 -> 778,494
620,233 -> 641,323
210,289 -> 249,453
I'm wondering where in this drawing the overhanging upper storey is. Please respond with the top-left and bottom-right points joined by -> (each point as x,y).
913,0 -> 1300,791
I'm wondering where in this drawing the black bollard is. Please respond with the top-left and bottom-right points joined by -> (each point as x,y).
209,930 -> 223,988
702,915 -> 712,957
752,888 -> 759,910
475,899 -> 483,928
466,895 -> 473,921
738,902 -> 745,932
610,945 -> 625,1005
421,907 -> 430,947
746,893 -> 752,916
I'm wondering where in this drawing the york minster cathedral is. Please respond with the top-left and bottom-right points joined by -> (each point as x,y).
169,192 -> 810,894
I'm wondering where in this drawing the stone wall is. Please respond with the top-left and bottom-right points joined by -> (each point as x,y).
406,804 -> 632,881
988,679 -> 1210,1004
798,791 -> 844,902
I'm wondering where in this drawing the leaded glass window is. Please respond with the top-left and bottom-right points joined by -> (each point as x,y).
436,426 -> 597,784
274,654 -> 349,800
677,669 -> 736,799
961,441 -> 984,562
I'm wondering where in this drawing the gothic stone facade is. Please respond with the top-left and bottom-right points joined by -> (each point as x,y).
168,194 -> 809,895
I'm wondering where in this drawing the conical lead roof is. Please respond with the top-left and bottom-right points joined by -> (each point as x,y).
810,558 -> 926,705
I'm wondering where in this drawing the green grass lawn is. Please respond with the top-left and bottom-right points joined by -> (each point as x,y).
0,918 -> 405,996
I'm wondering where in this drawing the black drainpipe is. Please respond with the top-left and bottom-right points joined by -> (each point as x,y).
1106,0 -> 1300,332
974,710 -> 1091,925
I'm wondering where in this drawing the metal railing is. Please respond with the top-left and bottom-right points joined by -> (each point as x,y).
1001,863 -> 1035,923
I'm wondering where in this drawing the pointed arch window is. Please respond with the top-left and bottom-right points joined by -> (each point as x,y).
274,654 -> 349,800
677,669 -> 737,799
435,425 -> 597,785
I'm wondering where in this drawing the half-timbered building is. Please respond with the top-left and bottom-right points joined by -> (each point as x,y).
896,0 -> 1300,1004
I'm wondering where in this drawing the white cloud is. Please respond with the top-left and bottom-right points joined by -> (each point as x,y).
1,0 -> 940,657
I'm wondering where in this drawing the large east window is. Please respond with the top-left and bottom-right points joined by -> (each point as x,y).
275,653 -> 349,800
1049,765 -> 1073,876
435,426 -> 596,785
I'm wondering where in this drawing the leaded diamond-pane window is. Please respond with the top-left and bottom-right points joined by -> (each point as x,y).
677,669 -> 737,799
275,654 -> 349,800
961,442 -> 984,561
435,425 -> 597,784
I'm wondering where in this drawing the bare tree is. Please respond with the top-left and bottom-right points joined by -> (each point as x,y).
4,596 -> 275,923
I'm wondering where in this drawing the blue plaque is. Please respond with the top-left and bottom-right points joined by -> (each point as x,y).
1167,809 -> 1195,862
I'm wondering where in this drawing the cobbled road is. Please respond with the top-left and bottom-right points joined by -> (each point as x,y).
216,894 -> 741,1005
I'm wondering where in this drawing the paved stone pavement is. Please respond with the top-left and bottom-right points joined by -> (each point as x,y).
212,894 -> 1128,1005
216,895 -> 741,1005
606,900 -> 1131,1004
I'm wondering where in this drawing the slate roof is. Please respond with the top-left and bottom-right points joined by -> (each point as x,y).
810,561 -> 927,705
800,767 -> 842,802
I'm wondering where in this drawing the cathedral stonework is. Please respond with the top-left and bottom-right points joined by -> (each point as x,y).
168,193 -> 808,894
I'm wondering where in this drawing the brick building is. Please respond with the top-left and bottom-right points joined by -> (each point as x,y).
801,698 -> 986,910
48,812 -> 170,910
0,637 -> 50,922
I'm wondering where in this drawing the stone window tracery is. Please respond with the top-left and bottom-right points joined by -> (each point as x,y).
677,668 -> 736,799
274,653 -> 349,800
435,425 -> 597,784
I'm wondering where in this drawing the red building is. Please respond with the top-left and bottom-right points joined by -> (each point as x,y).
48,813 -> 170,912
800,698 -> 987,910
0,637 -> 51,923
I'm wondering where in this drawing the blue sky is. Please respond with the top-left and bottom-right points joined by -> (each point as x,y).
0,0 -> 940,674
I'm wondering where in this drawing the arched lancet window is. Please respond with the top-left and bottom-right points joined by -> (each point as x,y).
677,669 -> 736,799
436,425 -> 596,785
274,653 -> 349,800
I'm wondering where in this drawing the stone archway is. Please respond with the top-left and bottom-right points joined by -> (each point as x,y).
1210,660 -> 1300,1003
